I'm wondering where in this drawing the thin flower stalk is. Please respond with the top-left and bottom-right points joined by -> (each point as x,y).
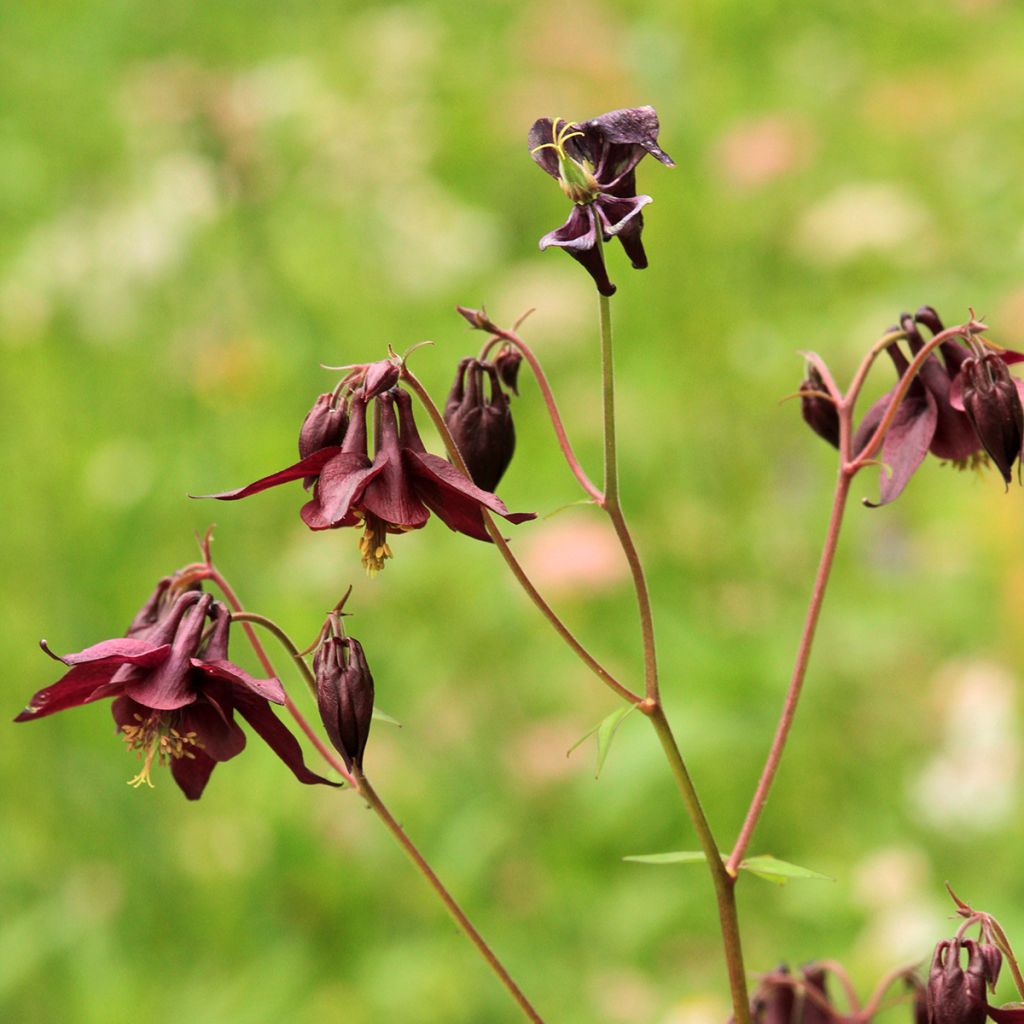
401,366 -> 643,706
223,594 -> 546,1023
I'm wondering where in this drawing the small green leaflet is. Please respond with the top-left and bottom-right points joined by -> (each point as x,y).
622,850 -> 832,885
371,707 -> 402,727
567,703 -> 641,778
623,851 -> 717,865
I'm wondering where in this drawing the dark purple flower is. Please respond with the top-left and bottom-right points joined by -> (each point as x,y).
444,357 -> 516,492
203,388 -> 535,574
528,106 -> 674,296
314,633 -> 374,771
16,586 -> 335,799
852,309 -> 1023,506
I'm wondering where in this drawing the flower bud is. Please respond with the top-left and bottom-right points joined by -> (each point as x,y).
362,359 -> 401,400
800,364 -> 840,449
928,939 -> 989,1024
494,344 -> 523,396
456,305 -> 499,334
961,353 -> 1024,485
444,357 -> 516,491
314,635 -> 374,771
299,393 -> 348,490
750,967 -> 796,1024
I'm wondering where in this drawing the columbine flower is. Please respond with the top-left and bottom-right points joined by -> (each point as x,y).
852,308 -> 1023,506
203,387 -> 535,574
444,357 -> 516,491
528,106 -> 674,296
15,586 -> 335,799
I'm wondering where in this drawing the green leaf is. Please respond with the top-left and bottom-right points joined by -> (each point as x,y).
371,707 -> 402,727
567,703 -> 641,778
738,855 -> 832,885
623,851 -> 718,865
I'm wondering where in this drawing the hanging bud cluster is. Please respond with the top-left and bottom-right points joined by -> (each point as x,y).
796,306 -> 1024,503
444,354 -> 518,492
746,963 -> 848,1024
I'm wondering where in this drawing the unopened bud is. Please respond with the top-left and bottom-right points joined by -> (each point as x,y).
362,359 -> 401,400
961,353 -> 1024,485
444,358 -> 516,491
314,635 -> 374,771
800,365 -> 840,449
494,345 -> 523,396
928,939 -> 988,1024
456,305 -> 500,334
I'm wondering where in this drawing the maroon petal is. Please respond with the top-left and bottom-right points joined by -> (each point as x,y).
233,692 -> 339,787
539,204 -> 596,253
987,1007 -> 1024,1024
527,118 -> 564,179
317,453 -> 380,526
190,658 -> 285,705
586,106 -> 674,170
15,658 -> 142,721
867,388 -> 938,507
171,748 -> 218,800
125,595 -> 212,711
360,395 -> 431,529
300,495 -> 336,531
405,449 -> 535,541
595,193 -> 651,236
197,447 -> 343,501
916,354 -> 982,462
179,700 -> 247,762
54,637 -> 171,667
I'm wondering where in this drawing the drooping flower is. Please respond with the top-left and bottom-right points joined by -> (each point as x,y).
15,585 -> 335,799
444,357 -> 516,491
202,387 -> 535,574
852,308 -> 1024,506
800,363 -> 841,449
528,106 -> 674,296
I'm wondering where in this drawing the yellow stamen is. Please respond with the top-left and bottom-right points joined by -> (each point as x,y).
358,514 -> 394,576
530,117 -> 586,160
121,711 -> 202,790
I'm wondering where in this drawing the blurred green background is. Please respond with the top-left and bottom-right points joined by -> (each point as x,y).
4,1 -> 1024,1022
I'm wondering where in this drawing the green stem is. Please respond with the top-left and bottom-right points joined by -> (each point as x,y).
592,270 -> 748,1023
401,367 -> 643,706
225,609 -> 546,1023
356,772 -> 546,1024
649,706 -> 750,1023
594,285 -> 660,703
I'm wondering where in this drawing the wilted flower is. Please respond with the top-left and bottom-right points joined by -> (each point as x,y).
203,387 -> 535,574
314,632 -> 374,771
444,357 -> 516,491
747,963 -> 845,1024
528,106 -> 674,296
15,585 -> 334,799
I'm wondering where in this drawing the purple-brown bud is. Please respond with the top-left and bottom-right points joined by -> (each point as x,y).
455,305 -> 500,334
361,359 -> 401,400
444,357 -> 516,492
314,635 -> 374,771
928,939 -> 989,1024
800,364 -> 840,449
750,967 -> 796,1024
960,353 -> 1024,485
299,393 -> 348,489
494,344 -> 523,396
299,393 -> 348,459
